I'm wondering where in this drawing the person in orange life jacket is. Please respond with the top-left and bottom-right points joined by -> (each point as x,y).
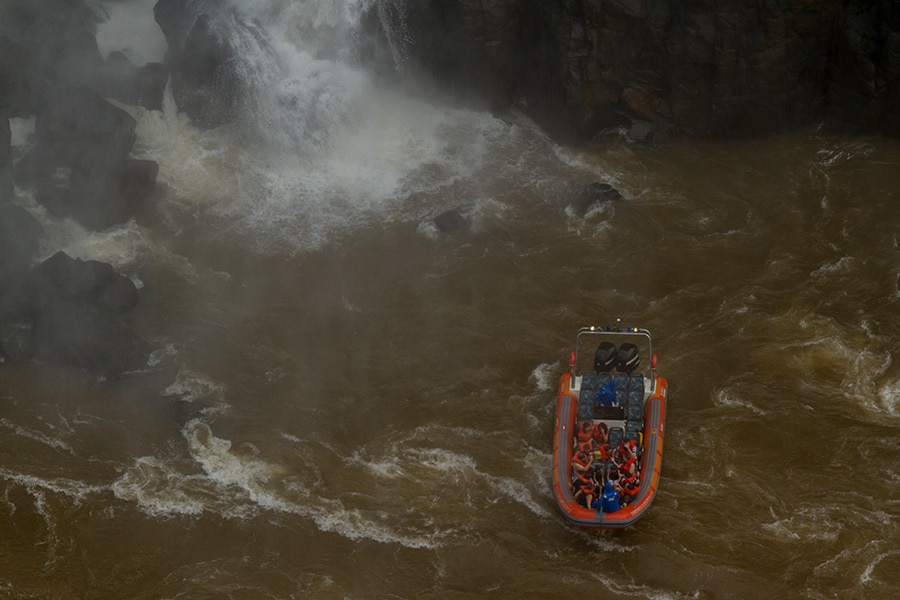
591,481 -> 621,512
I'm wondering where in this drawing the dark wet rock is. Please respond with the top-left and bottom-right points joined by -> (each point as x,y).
0,0 -> 104,114
367,0 -> 900,139
0,112 -> 11,203
0,0 -> 153,378
0,37 -> 39,117
433,208 -> 470,235
0,112 -> 10,166
0,204 -> 43,279
22,86 -> 158,230
31,301 -> 150,378
572,182 -> 624,216
36,85 -> 136,170
0,250 -> 148,376
30,251 -> 139,315
628,120 -> 660,144
154,0 -> 273,127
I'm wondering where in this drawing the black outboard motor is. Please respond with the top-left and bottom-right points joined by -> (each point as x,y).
594,342 -> 617,372
617,343 -> 640,373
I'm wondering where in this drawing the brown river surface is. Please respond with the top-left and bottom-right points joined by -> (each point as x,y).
1,2 -> 899,599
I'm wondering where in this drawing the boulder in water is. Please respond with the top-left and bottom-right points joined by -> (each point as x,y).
29,250 -> 139,315
432,208 -> 471,235
571,182 -> 624,216
0,204 -> 43,280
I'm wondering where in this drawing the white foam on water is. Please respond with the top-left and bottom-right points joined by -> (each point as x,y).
875,378 -> 899,417
110,456 -> 207,517
712,388 -> 765,416
0,468 -> 106,503
529,362 -> 556,392
482,472 -> 552,519
110,0 -> 565,256
0,419 -> 74,453
163,369 -> 225,404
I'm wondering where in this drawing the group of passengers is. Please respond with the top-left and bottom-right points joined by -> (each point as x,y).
571,420 -> 641,512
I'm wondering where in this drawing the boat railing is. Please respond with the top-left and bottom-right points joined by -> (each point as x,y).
572,325 -> 657,394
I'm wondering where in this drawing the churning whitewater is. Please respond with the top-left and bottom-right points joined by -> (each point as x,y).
1,1 -> 898,599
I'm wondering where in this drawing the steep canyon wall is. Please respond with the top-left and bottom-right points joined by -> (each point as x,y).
371,0 -> 900,140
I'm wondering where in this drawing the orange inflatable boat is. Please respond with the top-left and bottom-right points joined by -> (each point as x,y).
552,324 -> 668,529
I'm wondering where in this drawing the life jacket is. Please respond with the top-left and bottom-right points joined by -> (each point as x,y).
593,443 -> 611,460
572,451 -> 591,469
620,471 -> 638,486
622,480 -> 640,497
576,421 -> 594,443
575,473 -> 593,491
577,440 -> 594,455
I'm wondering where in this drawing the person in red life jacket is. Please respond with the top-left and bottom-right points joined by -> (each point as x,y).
571,450 -> 592,476
573,467 -> 600,508
620,453 -> 637,478
594,440 -> 612,461
619,474 -> 640,505
574,420 -> 594,448
592,421 -> 609,444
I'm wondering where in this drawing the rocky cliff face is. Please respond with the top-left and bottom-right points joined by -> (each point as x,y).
364,0 -> 900,140
0,0 -> 162,377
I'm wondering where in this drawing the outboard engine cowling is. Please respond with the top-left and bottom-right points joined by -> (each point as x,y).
594,342 -> 617,372
616,343 -> 640,373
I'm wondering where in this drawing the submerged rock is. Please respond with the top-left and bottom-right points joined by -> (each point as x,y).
0,250 -> 149,377
432,208 -> 471,235
29,251 -> 139,315
571,182 -> 624,216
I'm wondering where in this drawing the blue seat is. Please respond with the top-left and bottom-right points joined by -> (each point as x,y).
627,403 -> 643,421
626,389 -> 642,407
629,373 -> 644,392
578,403 -> 593,420
608,427 -> 624,447
581,373 -> 599,391
580,388 -> 596,404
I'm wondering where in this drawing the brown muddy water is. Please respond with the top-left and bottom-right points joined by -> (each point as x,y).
1,2 -> 899,599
